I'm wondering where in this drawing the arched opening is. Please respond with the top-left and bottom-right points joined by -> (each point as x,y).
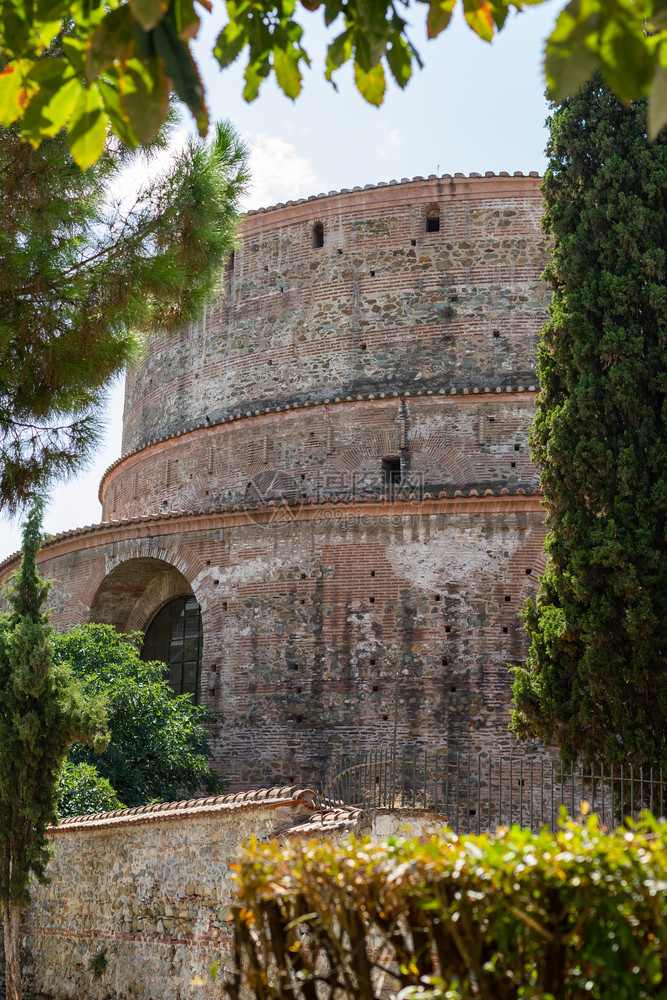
141,595 -> 203,701
312,222 -> 324,249
426,206 -> 440,233
88,557 -> 195,633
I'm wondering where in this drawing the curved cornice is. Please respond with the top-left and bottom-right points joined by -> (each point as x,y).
99,383 -> 539,503
242,171 -> 542,231
0,490 -> 544,580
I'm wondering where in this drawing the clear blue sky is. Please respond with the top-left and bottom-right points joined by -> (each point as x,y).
0,0 -> 562,562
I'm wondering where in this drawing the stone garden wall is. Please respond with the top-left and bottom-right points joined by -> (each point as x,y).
15,789 -> 443,1000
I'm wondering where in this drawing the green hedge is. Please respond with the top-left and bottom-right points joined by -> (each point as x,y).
221,812 -> 667,1000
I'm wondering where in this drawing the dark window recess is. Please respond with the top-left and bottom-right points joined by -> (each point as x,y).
511,462 -> 516,468
295,715 -> 303,723
369,597 -> 375,604
525,568 -> 532,575
369,658 -> 376,665
503,626 -> 509,634
360,342 -> 367,350
382,457 -> 401,488
312,222 -> 324,249
226,252 -> 235,274
514,443 -> 521,451
292,663 -> 300,671
442,657 -> 448,666
426,211 -> 440,233
370,270 -> 375,277
382,714 -> 389,721
141,595 -> 203,702
435,594 -> 441,602
505,595 -> 511,602
445,625 -> 451,633
370,570 -> 376,577
411,239 -> 417,246
296,686 -> 302,694
222,601 -> 227,610
372,684 -> 379,692
450,685 -> 456,693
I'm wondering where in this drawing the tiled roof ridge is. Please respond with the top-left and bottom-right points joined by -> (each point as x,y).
52,785 -> 317,832
245,171 -> 543,217
0,486 -> 544,575
99,382 -> 540,502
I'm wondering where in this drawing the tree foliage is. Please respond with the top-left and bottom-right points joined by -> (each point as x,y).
0,117 -> 248,512
1,0 -> 667,170
222,813 -> 667,1000
0,501 -> 107,1000
57,759 -> 124,817
511,76 -> 667,769
53,624 -> 224,811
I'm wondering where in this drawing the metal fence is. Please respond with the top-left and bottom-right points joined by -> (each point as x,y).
320,747 -> 667,834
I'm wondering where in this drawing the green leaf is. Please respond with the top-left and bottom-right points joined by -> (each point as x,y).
326,29 -> 352,80
128,0 -> 169,31
151,18 -> 208,132
67,82 -> 108,170
544,0 -> 601,104
648,44 -> 667,139
426,0 -> 455,39
0,60 -> 34,127
22,74 -> 81,141
97,76 -> 139,148
463,0 -> 496,42
87,6 -> 136,79
213,21 -> 247,69
242,60 -> 264,102
118,57 -> 169,144
273,45 -> 302,99
172,0 -> 204,40
354,59 -> 385,105
61,35 -> 87,76
386,36 -> 412,89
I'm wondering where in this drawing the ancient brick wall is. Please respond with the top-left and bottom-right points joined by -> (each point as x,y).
0,172 -> 550,790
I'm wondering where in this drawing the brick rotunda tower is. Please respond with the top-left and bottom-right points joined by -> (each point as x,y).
0,172 -> 550,789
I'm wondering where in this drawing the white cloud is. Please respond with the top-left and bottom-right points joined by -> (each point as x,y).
376,128 -> 402,159
242,133 -> 320,210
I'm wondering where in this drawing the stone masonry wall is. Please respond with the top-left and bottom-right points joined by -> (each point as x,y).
21,789 -> 317,1000
1,493 -> 546,789
120,173 -> 547,466
17,791 -> 442,1000
0,173 -> 550,790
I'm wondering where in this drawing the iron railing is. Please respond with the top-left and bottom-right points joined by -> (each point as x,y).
320,747 -> 667,834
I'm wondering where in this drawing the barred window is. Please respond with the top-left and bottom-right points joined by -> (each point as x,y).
141,595 -> 203,701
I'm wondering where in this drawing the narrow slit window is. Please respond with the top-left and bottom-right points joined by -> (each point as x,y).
382,457 -> 401,489
312,222 -> 324,249
426,208 -> 440,233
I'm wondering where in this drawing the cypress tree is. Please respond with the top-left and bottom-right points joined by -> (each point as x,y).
511,75 -> 667,769
0,501 -> 107,1000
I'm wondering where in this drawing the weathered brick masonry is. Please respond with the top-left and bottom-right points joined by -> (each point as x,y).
0,172 -> 550,788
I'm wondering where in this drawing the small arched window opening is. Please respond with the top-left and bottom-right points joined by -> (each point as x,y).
141,595 -> 203,702
312,222 -> 324,249
426,207 -> 440,233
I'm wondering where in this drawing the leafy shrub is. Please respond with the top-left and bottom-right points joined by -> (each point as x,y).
57,761 -> 124,818
222,812 -> 667,1000
53,624 -> 224,808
